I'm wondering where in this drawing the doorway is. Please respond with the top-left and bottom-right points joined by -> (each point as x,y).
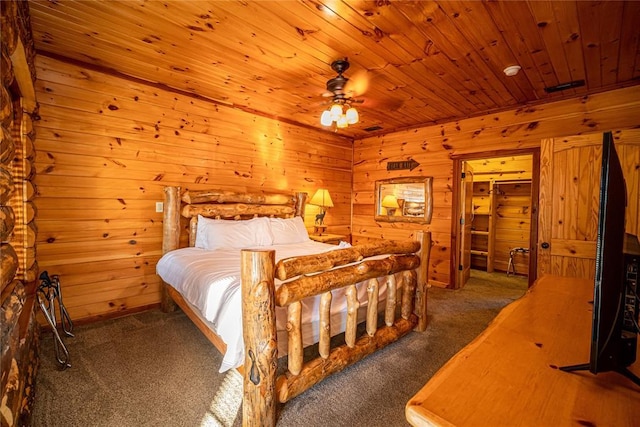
452,149 -> 540,289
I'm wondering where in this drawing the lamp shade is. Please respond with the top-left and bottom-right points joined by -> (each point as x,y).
309,189 -> 334,208
329,104 -> 342,120
381,194 -> 399,208
345,107 -> 359,124
320,110 -> 332,126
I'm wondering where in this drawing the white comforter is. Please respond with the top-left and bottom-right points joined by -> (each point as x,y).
156,241 -> 382,372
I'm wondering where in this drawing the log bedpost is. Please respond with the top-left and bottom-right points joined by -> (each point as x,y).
294,192 -> 307,218
384,274 -> 397,327
241,249 -> 278,427
414,231 -> 432,331
287,301 -> 303,375
161,186 -> 181,312
318,291 -> 332,359
366,278 -> 379,337
401,270 -> 417,320
345,284 -> 359,347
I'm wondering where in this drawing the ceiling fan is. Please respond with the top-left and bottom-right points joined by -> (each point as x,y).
320,58 -> 368,128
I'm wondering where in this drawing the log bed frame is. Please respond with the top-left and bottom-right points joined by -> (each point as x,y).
160,186 -> 432,426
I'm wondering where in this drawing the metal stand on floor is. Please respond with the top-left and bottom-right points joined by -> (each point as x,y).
507,247 -> 529,276
37,271 -> 73,369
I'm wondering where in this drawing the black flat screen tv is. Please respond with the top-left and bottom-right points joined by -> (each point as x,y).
560,131 -> 640,386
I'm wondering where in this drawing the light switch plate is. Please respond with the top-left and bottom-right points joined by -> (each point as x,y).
155,202 -> 164,213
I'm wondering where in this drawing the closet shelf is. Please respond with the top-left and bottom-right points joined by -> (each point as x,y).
470,249 -> 489,256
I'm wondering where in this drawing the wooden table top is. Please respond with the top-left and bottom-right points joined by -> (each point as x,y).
406,275 -> 640,427
308,233 -> 347,244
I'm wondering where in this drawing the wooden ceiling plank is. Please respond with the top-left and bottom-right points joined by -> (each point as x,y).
435,0 -> 533,103
320,0 -> 425,64
31,0 -> 330,116
35,56 -> 231,114
38,44 -> 328,132
483,1 -> 560,97
131,0 -> 444,127
133,1 -> 331,76
398,1 -> 526,108
526,1 -> 577,97
258,0 -> 461,122
576,1 -> 604,90
546,1 -> 587,95
36,42 -> 312,123
267,0 -> 480,121
326,0 -> 480,116
210,1 -> 448,123
590,1 -> 624,88
255,0 -> 459,120
391,1 -> 504,110
29,13 -> 279,107
616,1 -> 640,82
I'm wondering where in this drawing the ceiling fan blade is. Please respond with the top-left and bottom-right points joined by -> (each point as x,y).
344,70 -> 370,97
364,97 -> 403,111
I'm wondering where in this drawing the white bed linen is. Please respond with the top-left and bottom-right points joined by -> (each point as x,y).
156,241 -> 385,372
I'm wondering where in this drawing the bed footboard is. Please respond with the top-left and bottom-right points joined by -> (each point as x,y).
241,231 -> 431,426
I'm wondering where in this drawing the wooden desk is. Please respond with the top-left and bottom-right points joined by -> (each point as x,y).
406,275 -> 640,427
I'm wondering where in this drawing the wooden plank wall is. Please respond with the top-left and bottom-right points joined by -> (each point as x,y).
353,85 -> 640,288
33,55 -> 352,323
493,182 -> 532,274
538,132 -> 640,279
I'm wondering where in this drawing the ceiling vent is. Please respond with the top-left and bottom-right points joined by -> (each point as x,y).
544,80 -> 585,93
364,125 -> 383,132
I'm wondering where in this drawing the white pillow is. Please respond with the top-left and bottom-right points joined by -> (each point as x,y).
195,215 -> 274,250
269,216 -> 310,245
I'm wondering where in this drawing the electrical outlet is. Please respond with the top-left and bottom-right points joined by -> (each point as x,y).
155,202 -> 164,213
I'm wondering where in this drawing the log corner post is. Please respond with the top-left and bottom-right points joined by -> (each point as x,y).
414,231 -> 432,332
160,186 -> 181,313
241,249 -> 278,427
294,192 -> 307,218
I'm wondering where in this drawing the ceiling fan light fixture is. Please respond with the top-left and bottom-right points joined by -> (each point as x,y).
346,107 -> 359,124
320,110 -> 333,126
320,58 -> 363,129
330,103 -> 343,120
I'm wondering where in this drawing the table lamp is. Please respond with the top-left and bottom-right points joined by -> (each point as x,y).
381,194 -> 400,216
309,188 -> 333,234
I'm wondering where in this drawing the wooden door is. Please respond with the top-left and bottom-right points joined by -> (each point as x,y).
459,162 -> 474,287
538,131 -> 640,279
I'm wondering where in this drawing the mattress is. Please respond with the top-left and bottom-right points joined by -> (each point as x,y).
156,241 -> 387,372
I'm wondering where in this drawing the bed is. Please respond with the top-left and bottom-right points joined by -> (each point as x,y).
156,186 -> 432,425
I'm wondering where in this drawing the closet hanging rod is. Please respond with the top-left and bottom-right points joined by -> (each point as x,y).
492,179 -> 532,185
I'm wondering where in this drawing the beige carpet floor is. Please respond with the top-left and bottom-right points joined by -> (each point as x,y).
32,270 -> 528,427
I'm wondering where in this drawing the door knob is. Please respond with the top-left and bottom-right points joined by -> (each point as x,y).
541,242 -> 550,249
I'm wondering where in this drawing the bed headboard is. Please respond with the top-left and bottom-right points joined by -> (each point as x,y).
162,186 -> 307,252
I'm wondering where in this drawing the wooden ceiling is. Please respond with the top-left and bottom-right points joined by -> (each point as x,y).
28,0 -> 640,139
